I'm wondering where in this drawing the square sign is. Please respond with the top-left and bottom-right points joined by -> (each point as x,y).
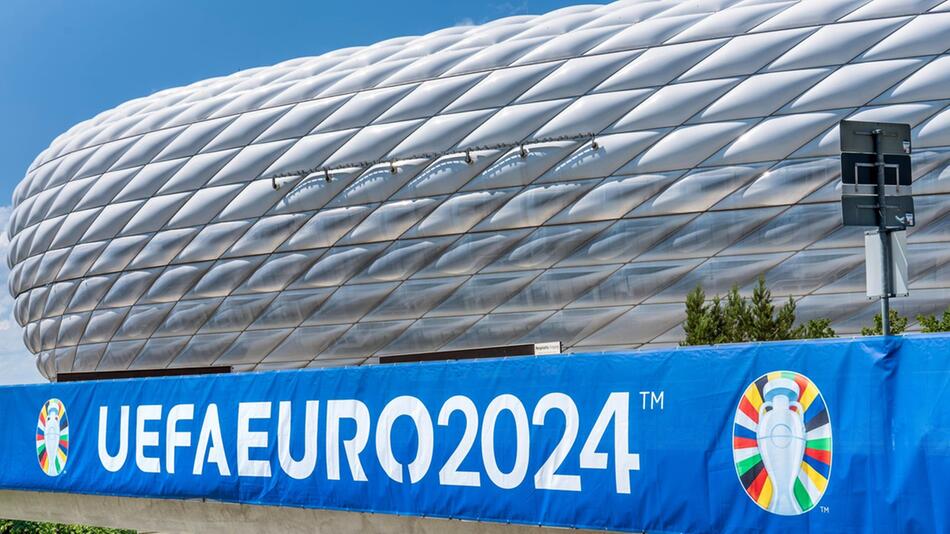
839,120 -> 914,228
840,120 -> 911,154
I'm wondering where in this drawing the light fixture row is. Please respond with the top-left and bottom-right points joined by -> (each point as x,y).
269,132 -> 600,190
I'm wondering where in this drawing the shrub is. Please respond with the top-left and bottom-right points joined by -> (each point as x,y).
681,276 -> 836,346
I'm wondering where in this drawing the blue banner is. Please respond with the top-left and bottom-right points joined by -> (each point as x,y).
1,334 -> 948,533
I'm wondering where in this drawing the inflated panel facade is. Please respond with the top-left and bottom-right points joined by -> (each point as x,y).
9,0 -> 950,378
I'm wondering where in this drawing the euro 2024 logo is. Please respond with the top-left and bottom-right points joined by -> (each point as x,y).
733,372 -> 831,515
37,399 -> 69,477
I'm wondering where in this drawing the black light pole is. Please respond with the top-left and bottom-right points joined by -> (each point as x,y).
872,129 -> 892,336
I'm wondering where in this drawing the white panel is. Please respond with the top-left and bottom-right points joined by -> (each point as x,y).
784,59 -> 924,113
630,164 -> 766,217
262,129 -> 357,177
279,205 -> 374,251
534,89 -> 653,138
214,177 -> 298,222
753,0 -> 869,32
110,126 -> 185,170
80,200 -> 144,243
43,176 -> 94,219
256,95 -> 349,142
100,269 -> 162,308
678,27 -> 814,81
388,109 -> 495,158
326,159 -> 429,208
622,121 -> 753,173
113,158 -> 187,202
861,13 -> 950,60
376,73 -> 483,122
792,102 -> 945,158
767,17 -> 910,71
174,221 -> 251,263
915,108 -> 950,148
87,235 -> 150,276
236,250 -> 323,294
154,116 -> 235,161
224,213 -> 311,257
464,143 -> 576,191
340,197 -> 442,245
516,51 -> 639,102
514,25 -> 625,64
75,167 -> 138,210
315,85 -> 415,132
166,184 -> 243,228
157,149 -> 239,194
473,181 -> 592,231
202,106 -> 290,151
578,2 -> 677,31
841,0 -> 942,21
591,13 -> 707,53
446,36 -> 550,74
409,189 -> 516,237
322,57 -> 416,96
608,78 -> 739,130
667,2 -> 797,42
549,173 -> 680,224
126,228 -> 198,270
873,55 -> 950,104
706,111 -> 846,166
264,71 -> 351,108
353,237 -> 455,282
73,137 -> 138,179
694,69 -> 830,122
321,120 -> 423,167
538,130 -> 666,182
717,158 -> 839,209
444,62 -> 559,113
25,215 -> 65,258
140,262 -> 213,304
289,244 -> 386,289
382,49 -> 474,86
392,150 -> 500,199
457,99 -> 571,147
206,140 -> 295,186
596,39 -> 725,92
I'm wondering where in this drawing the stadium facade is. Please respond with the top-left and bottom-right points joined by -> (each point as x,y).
8,0 -> 950,379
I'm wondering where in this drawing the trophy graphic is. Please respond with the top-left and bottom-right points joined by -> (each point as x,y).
44,403 -> 63,476
756,378 -> 806,515
37,399 -> 69,476
733,371 -> 832,515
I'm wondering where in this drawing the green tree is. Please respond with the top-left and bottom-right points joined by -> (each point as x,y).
917,305 -> 950,333
792,317 -> 836,340
749,277 -> 777,341
681,277 -> 836,346
861,309 -> 908,336
722,286 -> 751,343
683,286 -> 712,346
0,519 -> 133,533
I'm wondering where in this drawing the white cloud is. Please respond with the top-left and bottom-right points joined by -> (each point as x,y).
0,205 -> 44,385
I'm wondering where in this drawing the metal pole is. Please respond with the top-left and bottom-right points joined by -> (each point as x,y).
873,129 -> 892,335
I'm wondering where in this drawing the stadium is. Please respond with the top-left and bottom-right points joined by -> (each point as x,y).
7,0 -> 950,379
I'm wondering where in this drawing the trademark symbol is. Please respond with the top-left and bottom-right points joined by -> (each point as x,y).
639,391 -> 664,410
820,506 -> 830,514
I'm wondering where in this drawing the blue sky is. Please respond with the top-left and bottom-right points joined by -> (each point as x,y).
0,0 -> 607,384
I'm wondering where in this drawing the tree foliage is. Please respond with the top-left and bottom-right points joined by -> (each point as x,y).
860,309 -> 909,336
0,519 -> 133,533
681,277 -> 836,346
917,305 -> 950,333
